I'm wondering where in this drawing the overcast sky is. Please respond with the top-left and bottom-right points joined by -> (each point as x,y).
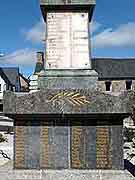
0,0 -> 135,76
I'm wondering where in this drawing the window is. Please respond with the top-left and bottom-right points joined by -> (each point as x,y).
105,81 -> 112,91
0,104 -> 3,112
126,80 -> 132,90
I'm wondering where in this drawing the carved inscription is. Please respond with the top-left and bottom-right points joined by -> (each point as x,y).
46,13 -> 90,69
96,127 -> 112,169
15,126 -> 25,168
47,91 -> 90,107
15,121 -> 120,170
71,127 -> 84,168
41,125 -> 69,169
40,122 -> 50,168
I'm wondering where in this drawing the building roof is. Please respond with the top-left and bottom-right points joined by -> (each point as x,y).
34,62 -> 44,75
0,67 -> 19,86
19,73 -> 30,92
19,73 -> 30,84
92,58 -> 135,80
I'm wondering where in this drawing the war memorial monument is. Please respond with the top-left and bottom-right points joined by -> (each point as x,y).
3,0 -> 134,179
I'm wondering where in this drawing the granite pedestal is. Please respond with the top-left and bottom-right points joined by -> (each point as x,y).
3,69 -> 134,179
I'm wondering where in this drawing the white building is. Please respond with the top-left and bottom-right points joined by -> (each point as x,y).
0,67 -> 21,131
0,67 -> 20,99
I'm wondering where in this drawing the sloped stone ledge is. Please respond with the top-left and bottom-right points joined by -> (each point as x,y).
3,90 -> 134,115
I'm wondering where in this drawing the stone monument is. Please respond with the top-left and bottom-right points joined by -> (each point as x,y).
39,0 -> 98,91
3,0 -> 134,179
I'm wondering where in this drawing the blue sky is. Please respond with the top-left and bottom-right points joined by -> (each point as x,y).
0,0 -> 135,76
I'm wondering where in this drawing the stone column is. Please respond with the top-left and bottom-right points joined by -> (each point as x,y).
39,1 -> 98,91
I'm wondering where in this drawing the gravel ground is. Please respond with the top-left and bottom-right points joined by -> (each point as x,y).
0,132 -> 13,168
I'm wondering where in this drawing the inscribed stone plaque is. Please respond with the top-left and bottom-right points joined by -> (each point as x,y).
41,126 -> 69,169
96,126 -> 112,169
40,122 -> 50,168
111,125 -> 124,170
71,126 -> 96,169
14,119 -> 124,170
14,124 -> 25,169
24,121 -> 41,169
46,12 -> 90,69
85,126 -> 96,169
71,127 -> 84,168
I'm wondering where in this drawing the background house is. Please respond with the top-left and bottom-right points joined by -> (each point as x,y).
19,73 -> 30,92
0,67 -> 29,132
0,67 -> 21,111
92,58 -> 135,93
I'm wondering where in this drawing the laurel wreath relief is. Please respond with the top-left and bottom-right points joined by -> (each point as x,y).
47,91 -> 90,107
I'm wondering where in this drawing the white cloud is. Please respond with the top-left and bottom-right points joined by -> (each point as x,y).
23,17 -> 135,49
24,19 -> 100,44
24,18 -> 45,44
0,48 -> 37,67
92,22 -> 135,48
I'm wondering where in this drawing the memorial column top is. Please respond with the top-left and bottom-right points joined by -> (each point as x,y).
40,0 -> 96,22
40,0 -> 96,6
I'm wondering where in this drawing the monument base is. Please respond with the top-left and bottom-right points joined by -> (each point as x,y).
42,170 -> 133,180
2,170 -> 133,180
38,69 -> 98,90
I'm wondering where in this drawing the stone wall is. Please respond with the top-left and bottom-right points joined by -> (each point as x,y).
112,80 -> 126,92
97,81 -> 106,92
97,80 -> 135,93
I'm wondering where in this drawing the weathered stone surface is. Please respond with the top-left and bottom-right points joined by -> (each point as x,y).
4,91 -> 16,114
24,123 -> 41,169
97,80 -> 135,93
97,80 -> 126,93
5,69 -> 134,115
0,170 -> 133,180
41,170 -> 133,180
3,90 -> 134,115
44,127 -> 69,169
0,170 -> 42,180
38,69 -> 98,90
111,126 -> 124,169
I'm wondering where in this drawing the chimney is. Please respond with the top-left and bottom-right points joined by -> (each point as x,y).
36,52 -> 44,65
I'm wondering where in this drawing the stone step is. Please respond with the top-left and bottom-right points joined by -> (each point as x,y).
0,170 -> 133,180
